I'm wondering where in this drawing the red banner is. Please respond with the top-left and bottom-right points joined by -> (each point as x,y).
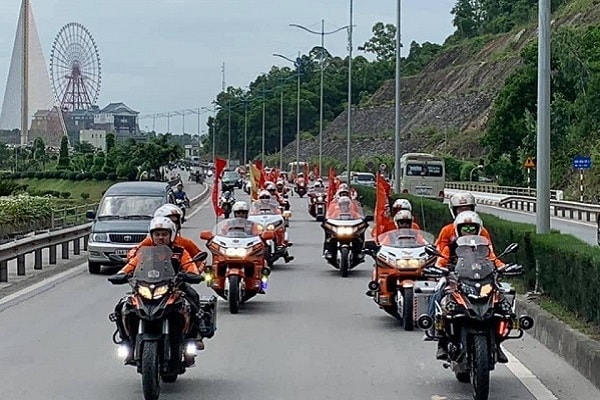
373,173 -> 392,237
327,167 -> 338,201
212,158 -> 227,217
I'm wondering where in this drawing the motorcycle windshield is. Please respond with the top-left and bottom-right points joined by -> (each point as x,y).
132,245 -> 176,284
326,199 -> 364,220
454,236 -> 494,280
213,218 -> 259,238
250,200 -> 280,215
377,229 -> 434,248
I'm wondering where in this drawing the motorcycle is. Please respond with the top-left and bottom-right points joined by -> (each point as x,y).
321,203 -> 373,277
219,191 -> 236,219
308,192 -> 327,222
363,229 -> 437,330
200,218 -> 274,314
107,246 -> 211,400
248,201 -> 290,267
174,198 -> 188,223
417,236 -> 534,400
295,178 -> 307,198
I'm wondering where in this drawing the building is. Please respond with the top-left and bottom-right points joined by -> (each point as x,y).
66,106 -> 99,144
93,102 -> 140,136
28,106 -> 65,147
80,129 -> 106,151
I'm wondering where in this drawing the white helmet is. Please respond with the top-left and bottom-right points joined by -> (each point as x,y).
314,181 -> 323,188
149,216 -> 177,242
233,201 -> 249,218
393,209 -> 413,228
392,198 -> 412,213
449,192 -> 476,218
258,190 -> 271,200
453,210 -> 482,237
154,204 -> 183,226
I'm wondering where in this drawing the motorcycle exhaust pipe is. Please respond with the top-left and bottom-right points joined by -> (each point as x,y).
519,315 -> 534,330
417,314 -> 434,330
367,281 -> 380,291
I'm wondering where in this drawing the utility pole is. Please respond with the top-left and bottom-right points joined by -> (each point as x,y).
536,0 -> 551,234
346,0 -> 353,186
21,0 -> 30,146
393,0 -> 402,193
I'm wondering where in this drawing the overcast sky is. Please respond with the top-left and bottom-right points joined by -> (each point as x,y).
0,0 -> 456,134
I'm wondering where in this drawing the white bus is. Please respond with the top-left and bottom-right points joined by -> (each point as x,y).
399,153 -> 445,201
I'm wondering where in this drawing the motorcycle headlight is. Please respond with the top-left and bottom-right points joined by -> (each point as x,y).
462,283 -> 490,299
283,211 -> 292,218
317,196 -> 323,202
137,285 -> 153,299
335,226 -> 356,236
266,224 -> 275,231
396,258 -> 422,269
256,224 -> 264,232
225,247 -> 249,257
152,285 -> 169,299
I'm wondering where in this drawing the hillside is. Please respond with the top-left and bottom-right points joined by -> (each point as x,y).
281,4 -> 600,165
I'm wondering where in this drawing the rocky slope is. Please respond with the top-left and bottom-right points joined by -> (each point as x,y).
281,5 -> 600,163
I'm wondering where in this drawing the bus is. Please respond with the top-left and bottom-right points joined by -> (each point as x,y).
287,161 -> 308,183
399,153 -> 445,201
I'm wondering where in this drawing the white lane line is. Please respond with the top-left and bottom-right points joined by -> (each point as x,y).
505,350 -> 558,400
0,264 -> 85,309
187,186 -> 212,219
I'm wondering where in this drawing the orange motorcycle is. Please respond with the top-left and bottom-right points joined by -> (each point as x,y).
364,228 -> 437,330
200,218 -> 274,314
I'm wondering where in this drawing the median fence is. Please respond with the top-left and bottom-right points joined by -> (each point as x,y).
0,181 -> 211,283
356,186 -> 600,328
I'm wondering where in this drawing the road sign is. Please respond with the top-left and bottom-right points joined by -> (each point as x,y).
523,157 -> 536,169
572,155 -> 592,170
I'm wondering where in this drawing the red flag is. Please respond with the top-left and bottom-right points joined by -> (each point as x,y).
327,167 -> 338,201
212,158 -> 227,217
373,173 -> 392,237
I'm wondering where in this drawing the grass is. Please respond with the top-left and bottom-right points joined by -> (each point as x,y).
508,279 -> 600,340
15,178 -> 117,203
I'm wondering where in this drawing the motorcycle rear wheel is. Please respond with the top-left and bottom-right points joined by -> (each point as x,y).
141,341 -> 161,400
471,335 -> 491,400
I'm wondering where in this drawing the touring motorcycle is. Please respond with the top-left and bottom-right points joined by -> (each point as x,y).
308,191 -> 327,221
417,236 -> 534,400
248,200 -> 291,267
321,202 -> 372,277
364,228 -> 437,330
107,246 -> 211,400
219,191 -> 236,219
200,218 -> 274,314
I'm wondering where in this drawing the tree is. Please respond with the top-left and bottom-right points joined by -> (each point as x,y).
358,22 -> 397,62
32,137 -> 47,171
106,132 -> 116,153
57,136 -> 70,170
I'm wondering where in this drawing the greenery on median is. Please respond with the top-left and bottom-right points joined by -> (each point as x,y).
356,185 -> 600,330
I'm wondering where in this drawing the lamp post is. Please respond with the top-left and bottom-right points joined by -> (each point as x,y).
273,52 -> 302,172
243,97 -> 249,166
279,84 -> 284,170
393,0 -> 402,193
346,0 -> 353,186
470,165 -> 483,182
290,21 -> 349,176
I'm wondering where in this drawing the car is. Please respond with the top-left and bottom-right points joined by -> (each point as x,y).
85,181 -> 175,274
221,170 -> 241,192
352,172 -> 376,187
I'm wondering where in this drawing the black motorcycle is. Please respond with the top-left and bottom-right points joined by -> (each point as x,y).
108,246 -> 213,400
418,237 -> 534,400
219,191 -> 236,218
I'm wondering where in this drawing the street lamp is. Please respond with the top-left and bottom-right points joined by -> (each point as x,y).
290,20 -> 350,176
346,0 -> 354,186
393,0 -> 402,193
273,52 -> 302,172
470,165 -> 483,182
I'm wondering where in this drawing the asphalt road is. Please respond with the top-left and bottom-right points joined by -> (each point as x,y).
0,192 -> 598,399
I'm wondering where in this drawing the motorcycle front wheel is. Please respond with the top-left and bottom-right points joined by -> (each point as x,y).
401,287 -> 414,331
340,247 -> 350,278
141,341 -> 160,400
471,335 -> 491,400
228,275 -> 241,314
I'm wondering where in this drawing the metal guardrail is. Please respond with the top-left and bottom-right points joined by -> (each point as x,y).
499,195 -> 600,223
445,182 -> 564,200
0,182 -> 211,282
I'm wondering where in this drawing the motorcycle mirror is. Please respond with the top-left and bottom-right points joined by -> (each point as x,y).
498,242 -> 519,258
364,240 -> 380,254
364,215 -> 374,223
200,230 -> 213,241
107,273 -> 129,285
193,252 -> 208,262
108,253 -> 127,265
424,245 -> 442,258
262,231 -> 275,241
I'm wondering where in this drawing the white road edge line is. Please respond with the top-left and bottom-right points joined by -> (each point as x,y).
505,349 -> 558,400
187,189 -> 212,219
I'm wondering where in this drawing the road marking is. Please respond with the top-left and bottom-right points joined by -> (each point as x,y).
0,264 -> 85,311
505,350 -> 558,400
187,185 -> 212,219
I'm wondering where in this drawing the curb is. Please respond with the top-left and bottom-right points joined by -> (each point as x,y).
190,183 -> 211,206
516,295 -> 600,389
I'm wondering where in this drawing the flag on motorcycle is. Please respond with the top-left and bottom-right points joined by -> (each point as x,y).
249,162 -> 263,201
212,158 -> 227,217
372,173 -> 392,237
327,167 -> 338,201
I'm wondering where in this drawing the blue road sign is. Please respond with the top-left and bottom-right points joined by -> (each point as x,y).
572,155 -> 592,170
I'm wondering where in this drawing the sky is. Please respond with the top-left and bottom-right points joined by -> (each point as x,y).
0,0 -> 457,134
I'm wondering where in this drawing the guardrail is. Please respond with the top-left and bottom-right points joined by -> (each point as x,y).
0,182 -> 211,282
445,182 -> 564,200
499,195 -> 600,223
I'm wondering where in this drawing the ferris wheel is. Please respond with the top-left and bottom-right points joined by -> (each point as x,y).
50,22 -> 101,112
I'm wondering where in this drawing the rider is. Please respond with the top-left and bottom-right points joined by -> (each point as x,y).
110,217 -> 205,352
435,192 -> 491,252
380,210 -> 427,245
266,182 -> 284,205
219,201 -> 261,235
127,204 -> 207,273
430,211 -> 507,362
322,193 -> 365,258
173,182 -> 189,204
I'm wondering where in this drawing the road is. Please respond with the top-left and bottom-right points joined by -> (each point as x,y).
0,193 -> 598,400
445,189 -> 597,246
